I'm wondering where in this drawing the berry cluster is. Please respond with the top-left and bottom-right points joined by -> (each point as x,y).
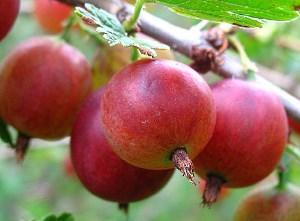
0,0 -> 296,219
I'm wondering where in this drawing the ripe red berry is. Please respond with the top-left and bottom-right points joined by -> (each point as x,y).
100,59 -> 216,182
193,79 -> 288,205
0,37 -> 92,140
234,184 -> 300,221
288,117 -> 300,134
34,0 -> 72,33
0,0 -> 20,41
71,88 -> 174,209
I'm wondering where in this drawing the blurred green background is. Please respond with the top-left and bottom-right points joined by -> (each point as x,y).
1,1 -> 300,221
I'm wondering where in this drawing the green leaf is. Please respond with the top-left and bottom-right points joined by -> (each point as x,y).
147,0 -> 300,28
41,213 -> 74,221
43,215 -> 56,221
75,3 -> 169,57
57,213 -> 74,221
0,119 -> 13,146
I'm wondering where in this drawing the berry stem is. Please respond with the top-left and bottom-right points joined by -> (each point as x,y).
285,144 -> 300,162
131,47 -> 140,61
276,164 -> 288,190
78,21 -> 105,45
228,35 -> 257,79
171,148 -> 196,185
276,154 -> 290,191
123,0 -> 145,32
15,132 -> 31,163
202,175 -> 225,207
60,12 -> 77,42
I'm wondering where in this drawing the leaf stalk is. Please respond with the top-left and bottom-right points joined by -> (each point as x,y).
286,144 -> 300,162
123,0 -> 145,32
228,35 -> 257,79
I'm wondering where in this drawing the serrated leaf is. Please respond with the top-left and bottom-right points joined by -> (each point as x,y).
75,3 -> 169,57
0,119 -> 13,146
147,0 -> 300,28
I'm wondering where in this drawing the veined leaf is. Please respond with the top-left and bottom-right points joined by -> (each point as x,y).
147,0 -> 300,27
75,3 -> 169,57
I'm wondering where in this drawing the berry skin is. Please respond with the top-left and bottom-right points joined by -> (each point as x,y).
193,79 -> 288,205
288,117 -> 300,135
234,184 -> 300,221
71,88 -> 174,205
34,0 -> 72,33
0,0 -> 20,41
100,59 -> 216,182
0,37 -> 92,139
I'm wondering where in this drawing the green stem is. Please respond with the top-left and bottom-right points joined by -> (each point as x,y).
60,12 -> 105,45
228,36 -> 257,80
131,47 -> 140,61
123,0 -> 145,32
190,20 -> 210,32
276,151 -> 291,191
78,22 -> 105,45
276,164 -> 287,190
60,13 -> 78,42
286,144 -> 300,162
275,145 -> 299,190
